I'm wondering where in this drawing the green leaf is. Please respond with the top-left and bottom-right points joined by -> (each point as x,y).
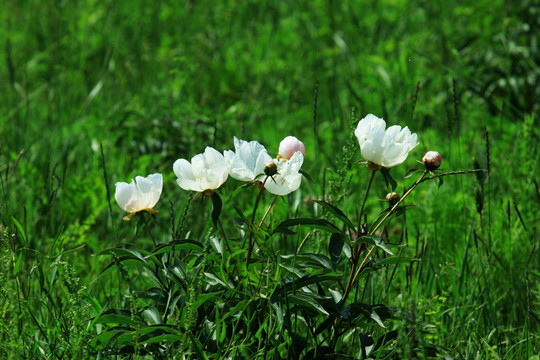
228,182 -> 253,201
357,235 -> 394,255
299,169 -> 314,183
381,168 -> 397,191
374,330 -> 399,351
93,309 -> 142,327
192,291 -> 223,311
280,253 -> 333,270
314,200 -> 355,230
403,168 -> 420,179
211,191 -> 222,227
329,233 -> 344,270
163,266 -> 188,289
142,306 -> 162,325
374,257 -> 421,266
342,303 -> 385,328
289,293 -> 329,315
89,326 -> 132,349
189,332 -> 209,360
96,244 -> 148,262
271,270 -> 339,300
13,251 -> 23,275
141,333 -> 181,344
11,216 -> 27,245
273,218 -> 342,235
146,239 -> 203,258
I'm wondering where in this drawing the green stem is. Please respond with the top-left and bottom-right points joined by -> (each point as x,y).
332,170 -> 428,349
370,170 -> 427,235
246,177 -> 269,266
258,194 -> 278,227
344,171 -> 428,303
358,169 -> 377,225
141,212 -> 157,248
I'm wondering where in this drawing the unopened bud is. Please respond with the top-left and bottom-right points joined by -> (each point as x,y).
264,161 -> 278,176
422,151 -> 442,171
278,136 -> 305,160
386,192 -> 400,206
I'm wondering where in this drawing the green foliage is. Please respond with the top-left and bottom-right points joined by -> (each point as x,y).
1,0 -> 539,358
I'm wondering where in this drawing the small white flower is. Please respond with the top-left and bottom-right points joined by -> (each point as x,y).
224,137 -> 273,182
354,114 -> 418,169
173,147 -> 228,193
115,173 -> 163,220
263,151 -> 304,196
278,136 -> 305,160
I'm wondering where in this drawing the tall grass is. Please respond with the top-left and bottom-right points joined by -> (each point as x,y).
1,0 -> 538,358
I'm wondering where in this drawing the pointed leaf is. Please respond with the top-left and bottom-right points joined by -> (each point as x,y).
93,309 -> 142,327
280,253 -> 333,270
357,235 -> 394,255
403,168 -> 420,179
11,216 -> 27,244
329,233 -> 344,270
146,239 -> 203,258
374,257 -> 421,266
289,293 -> 329,315
342,303 -> 385,328
273,218 -> 341,235
381,168 -> 397,191
314,200 -> 355,230
211,191 -> 222,227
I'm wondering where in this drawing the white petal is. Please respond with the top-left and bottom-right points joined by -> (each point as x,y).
115,181 -> 135,212
263,152 -> 304,196
145,173 -> 163,208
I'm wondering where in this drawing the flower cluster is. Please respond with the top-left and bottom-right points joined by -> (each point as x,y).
114,136 -> 306,219
114,114 -> 442,220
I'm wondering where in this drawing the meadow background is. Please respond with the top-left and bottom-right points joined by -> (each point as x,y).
1,0 -> 539,358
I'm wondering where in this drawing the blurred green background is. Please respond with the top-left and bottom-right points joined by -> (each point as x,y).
1,0 -> 538,358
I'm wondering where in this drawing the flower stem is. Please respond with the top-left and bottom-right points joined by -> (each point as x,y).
370,170 -> 427,235
258,194 -> 278,227
246,177 -> 269,266
356,169 -> 376,236
141,212 -> 157,248
343,170 -> 428,304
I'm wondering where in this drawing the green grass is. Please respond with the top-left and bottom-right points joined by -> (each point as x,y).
1,0 -> 539,358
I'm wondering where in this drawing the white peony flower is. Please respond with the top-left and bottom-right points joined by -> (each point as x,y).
263,151 -> 304,196
115,173 -> 163,220
354,114 -> 418,169
224,137 -> 273,182
278,136 -> 306,160
173,147 -> 228,192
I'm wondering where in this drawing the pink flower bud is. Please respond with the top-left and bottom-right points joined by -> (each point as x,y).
278,136 -> 305,160
422,151 -> 442,170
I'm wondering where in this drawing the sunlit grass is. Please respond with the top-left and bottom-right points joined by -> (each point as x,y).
1,0 -> 538,358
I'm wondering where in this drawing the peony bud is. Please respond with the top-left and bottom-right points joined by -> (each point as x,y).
278,136 -> 305,160
422,151 -> 442,171
386,192 -> 400,206
264,161 -> 278,176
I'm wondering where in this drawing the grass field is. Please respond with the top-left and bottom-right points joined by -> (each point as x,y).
1,0 -> 539,359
